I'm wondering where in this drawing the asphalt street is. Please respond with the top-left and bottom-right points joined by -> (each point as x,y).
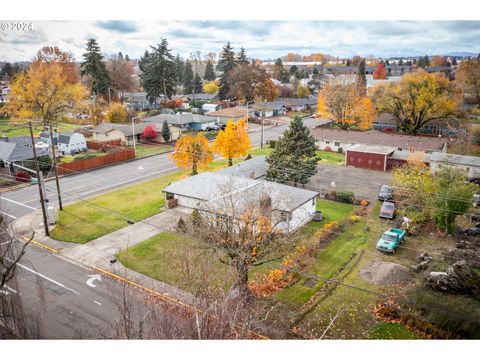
3,241 -> 189,339
0,123 -> 289,221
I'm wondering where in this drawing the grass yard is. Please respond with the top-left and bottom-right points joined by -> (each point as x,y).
302,199 -> 356,235
368,323 -> 418,339
132,143 -> 172,158
248,147 -> 345,165
60,151 -> 107,163
50,157 -> 240,243
116,232 -> 233,292
0,119 -> 78,138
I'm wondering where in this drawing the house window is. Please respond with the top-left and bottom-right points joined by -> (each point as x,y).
334,142 -> 340,147
280,211 -> 290,222
397,147 -> 402,151
326,141 -> 330,144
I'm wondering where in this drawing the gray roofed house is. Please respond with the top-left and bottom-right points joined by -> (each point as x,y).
184,93 -> 218,102
144,113 -> 217,131
0,136 -> 49,173
428,152 -> 480,180
163,162 -> 319,232
216,156 -> 268,179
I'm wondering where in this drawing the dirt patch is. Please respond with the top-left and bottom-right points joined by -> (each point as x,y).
360,260 -> 411,286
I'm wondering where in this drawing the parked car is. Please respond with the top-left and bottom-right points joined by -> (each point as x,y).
15,171 -> 31,183
206,124 -> 221,131
376,228 -> 406,254
463,226 -> 480,236
378,185 -> 393,201
379,201 -> 395,219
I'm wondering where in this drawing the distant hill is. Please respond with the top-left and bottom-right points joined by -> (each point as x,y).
444,51 -> 478,57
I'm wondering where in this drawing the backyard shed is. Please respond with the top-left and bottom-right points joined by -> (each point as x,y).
345,144 -> 397,171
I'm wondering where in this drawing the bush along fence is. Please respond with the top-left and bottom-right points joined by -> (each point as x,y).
58,147 -> 135,174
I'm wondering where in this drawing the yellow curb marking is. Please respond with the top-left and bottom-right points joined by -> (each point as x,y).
20,236 -> 60,254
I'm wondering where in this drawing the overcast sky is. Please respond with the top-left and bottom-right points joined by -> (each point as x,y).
1,20 -> 479,62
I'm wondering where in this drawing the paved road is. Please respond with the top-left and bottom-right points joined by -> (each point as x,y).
0,124 -> 289,220
4,242 -> 188,339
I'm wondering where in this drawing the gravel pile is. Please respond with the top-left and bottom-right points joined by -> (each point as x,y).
360,261 -> 411,286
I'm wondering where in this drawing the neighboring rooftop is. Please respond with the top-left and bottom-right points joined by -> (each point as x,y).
346,144 -> 397,155
216,156 -> 268,179
91,122 -> 147,136
428,152 -> 480,167
206,106 -> 248,118
311,128 -> 447,151
144,113 -> 213,126
0,137 -> 49,162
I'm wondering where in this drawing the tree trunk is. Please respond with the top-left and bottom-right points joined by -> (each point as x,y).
192,162 -> 198,175
228,157 -> 233,167
231,260 -> 251,300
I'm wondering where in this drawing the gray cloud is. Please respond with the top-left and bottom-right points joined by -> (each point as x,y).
168,29 -> 210,39
96,21 -> 138,33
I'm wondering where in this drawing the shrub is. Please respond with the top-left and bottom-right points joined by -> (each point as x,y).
269,140 -> 276,149
106,102 -> 128,123
245,154 -> 252,160
149,109 -> 161,117
324,146 -> 332,152
176,218 -> 187,233
360,199 -> 369,207
336,191 -> 355,204
349,215 -> 361,223
191,209 -> 202,227
337,147 -> 343,153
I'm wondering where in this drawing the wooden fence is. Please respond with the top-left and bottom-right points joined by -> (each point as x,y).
87,139 -> 122,150
58,148 -> 135,174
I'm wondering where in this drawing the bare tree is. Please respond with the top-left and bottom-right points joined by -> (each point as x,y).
0,213 -> 40,338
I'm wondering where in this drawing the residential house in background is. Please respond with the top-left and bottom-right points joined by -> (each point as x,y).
0,136 -> 49,174
373,113 -> 460,136
91,122 -> 180,145
0,84 -> 10,104
124,92 -> 162,111
428,152 -> 480,180
57,132 -> 87,155
206,106 -> 248,123
202,103 -> 222,113
216,155 -> 268,179
143,113 -> 216,131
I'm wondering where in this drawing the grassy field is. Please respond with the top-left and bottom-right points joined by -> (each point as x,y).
132,143 -> 172,158
60,151 -> 107,163
50,158 -> 238,243
0,119 -> 78,138
248,147 -> 344,165
302,199 -> 356,235
368,323 -> 418,339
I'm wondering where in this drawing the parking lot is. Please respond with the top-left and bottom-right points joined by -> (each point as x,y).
309,163 -> 393,201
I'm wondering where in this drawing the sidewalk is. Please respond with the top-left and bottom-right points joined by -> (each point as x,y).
13,207 -> 196,305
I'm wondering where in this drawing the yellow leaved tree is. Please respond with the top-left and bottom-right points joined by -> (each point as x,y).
170,133 -> 213,175
212,118 -> 252,166
203,80 -> 219,94
317,78 -> 377,130
6,61 -> 87,125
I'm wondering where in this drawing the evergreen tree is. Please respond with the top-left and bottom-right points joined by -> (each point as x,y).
398,58 -> 404,65
312,66 -> 319,75
183,60 -> 194,94
452,57 -> 458,66
273,58 -> 289,83
193,73 -> 203,94
237,47 -> 249,65
289,65 -> 298,77
356,58 -> 367,95
125,54 -> 130,61
139,38 -> 176,102
174,54 -> 184,87
346,59 -> 351,66
217,42 -> 237,100
265,116 -> 318,186
161,120 -> 171,142
203,60 -> 216,81
81,38 -> 110,98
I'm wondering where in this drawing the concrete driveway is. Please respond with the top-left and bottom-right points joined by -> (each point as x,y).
308,163 -> 392,201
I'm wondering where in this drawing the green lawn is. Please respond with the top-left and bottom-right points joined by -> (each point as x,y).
277,219 -> 369,304
116,232 -> 233,292
0,119 -> 78,138
368,323 -> 418,339
50,158 -> 239,243
302,199 -> 356,235
132,144 -> 172,158
248,147 -> 344,165
60,151 -> 107,163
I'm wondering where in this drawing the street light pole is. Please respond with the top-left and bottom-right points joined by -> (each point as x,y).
49,126 -> 63,211
246,100 -> 254,129
29,122 -> 49,236
131,117 -> 137,157
261,111 -> 265,149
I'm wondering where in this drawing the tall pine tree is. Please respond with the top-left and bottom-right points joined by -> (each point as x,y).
217,42 -> 237,100
203,60 -> 216,81
237,47 -> 249,65
266,116 -> 318,186
356,58 -> 367,95
273,58 -> 289,83
174,54 -> 184,88
81,38 -> 110,98
183,60 -> 194,94
162,120 -> 171,142
139,38 -> 176,102
193,73 -> 203,94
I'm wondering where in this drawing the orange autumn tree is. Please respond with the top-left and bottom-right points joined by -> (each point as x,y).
171,133 -> 213,175
212,118 -> 252,166
317,78 -> 377,130
373,63 -> 387,80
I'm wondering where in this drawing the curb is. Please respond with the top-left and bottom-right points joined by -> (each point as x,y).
20,236 -> 59,254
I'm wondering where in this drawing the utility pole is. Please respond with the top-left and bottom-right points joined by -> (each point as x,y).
260,111 -> 265,149
131,117 -> 137,157
49,126 -> 63,211
29,122 -> 49,236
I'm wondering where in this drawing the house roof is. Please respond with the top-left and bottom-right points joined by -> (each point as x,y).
206,106 -> 248,118
0,138 -> 49,162
428,152 -> 480,167
144,113 -> 214,126
184,93 -> 218,101
311,128 -> 446,151
164,169 -> 319,213
346,144 -> 397,155
91,122 -> 147,136
216,156 -> 268,179
58,132 -> 74,144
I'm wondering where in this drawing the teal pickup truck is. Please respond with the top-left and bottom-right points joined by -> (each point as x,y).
376,228 -> 406,254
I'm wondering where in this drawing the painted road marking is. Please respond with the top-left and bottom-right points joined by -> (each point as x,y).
0,211 -> 17,219
11,260 -> 80,295
0,197 -> 37,210
86,274 -> 102,288
93,300 -> 102,306
0,240 -> 13,246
